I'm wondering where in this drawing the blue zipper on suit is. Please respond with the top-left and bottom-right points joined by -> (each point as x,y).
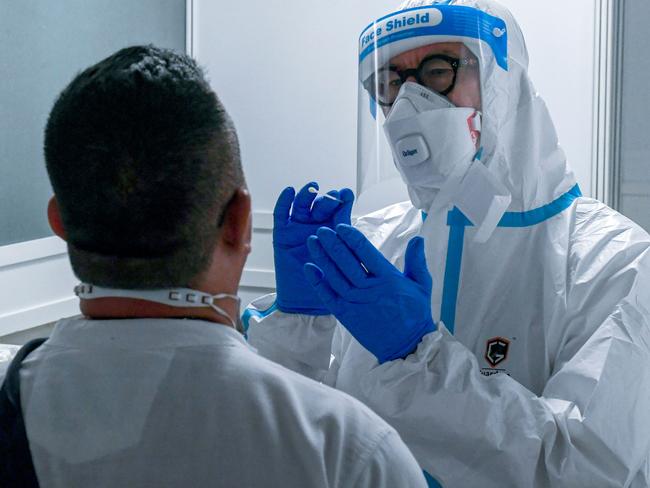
423,182 -> 581,487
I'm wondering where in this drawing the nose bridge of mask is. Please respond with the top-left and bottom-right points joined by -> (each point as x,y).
393,82 -> 455,113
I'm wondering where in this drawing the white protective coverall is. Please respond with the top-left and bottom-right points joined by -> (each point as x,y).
246,1 -> 650,486
0,317 -> 427,487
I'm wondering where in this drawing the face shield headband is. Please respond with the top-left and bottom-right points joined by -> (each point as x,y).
359,5 -> 508,88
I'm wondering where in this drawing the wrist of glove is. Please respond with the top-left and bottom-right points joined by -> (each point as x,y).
378,317 -> 437,363
304,225 -> 437,364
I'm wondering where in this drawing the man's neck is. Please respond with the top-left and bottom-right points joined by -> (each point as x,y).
79,296 -> 236,328
78,246 -> 246,329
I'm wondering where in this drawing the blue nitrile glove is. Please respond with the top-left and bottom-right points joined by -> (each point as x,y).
273,182 -> 354,315
304,224 -> 436,363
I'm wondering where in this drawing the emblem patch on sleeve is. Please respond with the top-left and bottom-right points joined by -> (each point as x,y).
485,337 -> 510,368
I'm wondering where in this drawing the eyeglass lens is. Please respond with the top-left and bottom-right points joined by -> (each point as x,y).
368,56 -> 458,106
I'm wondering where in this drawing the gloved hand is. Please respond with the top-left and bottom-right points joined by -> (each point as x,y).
273,182 -> 354,315
304,224 -> 436,363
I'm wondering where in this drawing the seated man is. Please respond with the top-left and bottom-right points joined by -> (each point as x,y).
0,46 -> 426,488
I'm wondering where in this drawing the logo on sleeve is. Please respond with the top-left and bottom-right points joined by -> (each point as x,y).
485,337 -> 510,368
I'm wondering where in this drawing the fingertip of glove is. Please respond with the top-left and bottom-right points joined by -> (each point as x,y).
335,223 -> 355,236
306,235 -> 320,253
300,181 -> 318,191
274,187 -> 296,218
339,188 -> 355,202
409,235 -> 424,249
276,186 -> 295,204
316,226 -> 336,239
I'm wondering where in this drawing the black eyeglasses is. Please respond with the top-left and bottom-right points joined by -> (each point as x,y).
363,54 -> 477,106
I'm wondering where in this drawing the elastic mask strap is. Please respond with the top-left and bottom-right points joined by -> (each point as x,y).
74,284 -> 241,330
208,293 -> 242,331
468,110 -> 482,148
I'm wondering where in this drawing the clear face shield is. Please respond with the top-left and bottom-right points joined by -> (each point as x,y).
355,5 -> 509,219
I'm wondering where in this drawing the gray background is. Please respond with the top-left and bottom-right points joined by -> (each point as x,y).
618,0 -> 650,232
0,0 -> 186,246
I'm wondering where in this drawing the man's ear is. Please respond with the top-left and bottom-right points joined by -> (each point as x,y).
47,196 -> 67,240
220,188 -> 252,252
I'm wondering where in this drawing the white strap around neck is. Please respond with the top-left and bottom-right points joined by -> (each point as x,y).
74,283 -> 242,331
74,283 -> 231,308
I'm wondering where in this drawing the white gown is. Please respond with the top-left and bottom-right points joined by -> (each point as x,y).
1,317 -> 427,488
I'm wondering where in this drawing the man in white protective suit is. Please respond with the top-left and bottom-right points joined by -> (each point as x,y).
245,1 -> 650,486
0,46 -> 428,488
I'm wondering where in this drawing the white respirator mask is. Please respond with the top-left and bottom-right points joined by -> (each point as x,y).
383,82 -> 480,211
74,283 -> 243,332
383,82 -> 511,242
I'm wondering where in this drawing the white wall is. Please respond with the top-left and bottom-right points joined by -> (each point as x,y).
618,0 -> 650,232
0,0 -> 186,339
0,0 -> 187,247
194,0 -> 400,306
0,238 -> 78,338
194,0 -> 599,304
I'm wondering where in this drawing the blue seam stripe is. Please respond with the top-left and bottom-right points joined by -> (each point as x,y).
241,301 -> 278,334
359,6 -> 508,70
446,184 -> 582,228
440,223 -> 465,335
370,96 -> 377,120
439,184 -> 581,336
424,470 -> 444,487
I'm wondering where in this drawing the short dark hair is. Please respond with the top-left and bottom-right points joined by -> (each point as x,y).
44,45 -> 244,288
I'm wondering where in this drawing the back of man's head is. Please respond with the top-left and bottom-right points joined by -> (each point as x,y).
45,45 -> 244,289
